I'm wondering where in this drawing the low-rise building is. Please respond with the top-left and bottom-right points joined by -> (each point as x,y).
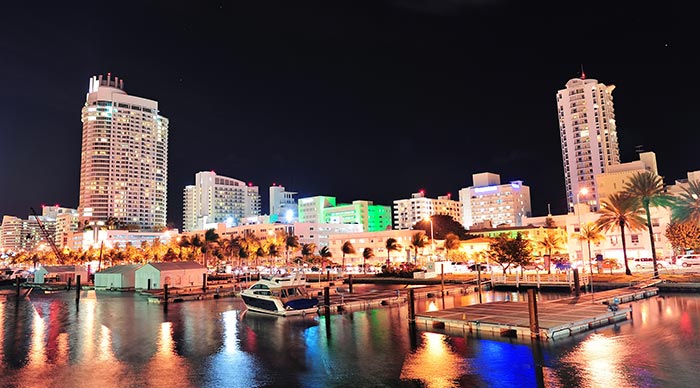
327,229 -> 417,265
393,191 -> 461,230
94,264 -> 142,290
134,261 -> 206,290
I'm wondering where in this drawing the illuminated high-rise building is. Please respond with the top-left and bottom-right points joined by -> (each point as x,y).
459,173 -> 531,229
393,191 -> 461,230
78,74 -> 169,230
557,74 -> 620,211
182,171 -> 261,232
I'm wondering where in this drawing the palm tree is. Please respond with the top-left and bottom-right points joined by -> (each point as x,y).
385,238 -> 400,265
671,180 -> 700,226
203,229 -> 220,269
410,232 -> 427,263
443,233 -> 461,260
571,222 -> 605,276
362,247 -> 374,274
595,193 -> 646,275
177,235 -> 192,260
285,234 -> 301,265
341,241 -> 355,274
301,243 -> 317,262
536,229 -> 566,274
319,246 -> 332,275
220,236 -> 242,266
268,241 -> 281,267
624,171 -> 671,278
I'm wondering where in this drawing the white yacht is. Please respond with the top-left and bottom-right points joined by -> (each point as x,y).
240,271 -> 319,316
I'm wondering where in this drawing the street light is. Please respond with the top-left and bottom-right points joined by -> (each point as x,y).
424,215 -> 435,260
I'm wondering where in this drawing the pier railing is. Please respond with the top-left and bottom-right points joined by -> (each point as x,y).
490,269 -> 586,289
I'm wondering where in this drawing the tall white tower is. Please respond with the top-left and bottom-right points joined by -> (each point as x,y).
557,74 -> 620,211
78,74 -> 169,230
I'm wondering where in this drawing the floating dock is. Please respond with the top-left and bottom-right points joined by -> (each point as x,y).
414,286 -> 658,341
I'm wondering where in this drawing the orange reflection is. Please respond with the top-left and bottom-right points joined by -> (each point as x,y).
400,332 -> 469,387
564,334 -> 632,387
145,322 -> 191,388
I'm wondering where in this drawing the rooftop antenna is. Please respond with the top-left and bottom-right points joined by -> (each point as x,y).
580,64 -> 586,80
547,203 -> 552,216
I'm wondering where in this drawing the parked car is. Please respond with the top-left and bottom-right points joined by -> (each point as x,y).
467,263 -> 490,272
631,257 -> 669,270
676,254 -> 700,268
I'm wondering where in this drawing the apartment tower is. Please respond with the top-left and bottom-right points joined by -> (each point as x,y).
78,74 -> 169,230
557,74 -> 620,211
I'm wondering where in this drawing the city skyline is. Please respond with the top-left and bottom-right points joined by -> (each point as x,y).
0,1 -> 689,230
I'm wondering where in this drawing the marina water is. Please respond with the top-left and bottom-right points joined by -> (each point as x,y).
1,286 -> 698,387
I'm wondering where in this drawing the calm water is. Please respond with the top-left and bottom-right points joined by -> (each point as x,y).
1,286 -> 699,388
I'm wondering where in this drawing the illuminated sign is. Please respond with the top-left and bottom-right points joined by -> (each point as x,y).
474,186 -> 498,194
511,182 -> 520,189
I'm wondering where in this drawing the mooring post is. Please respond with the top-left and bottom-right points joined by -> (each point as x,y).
477,264 -> 483,304
323,286 -> 330,315
527,288 -> 540,338
573,268 -> 581,297
491,268 -> 495,288
16,277 -> 21,297
441,264 -> 445,296
536,269 -> 541,289
75,275 -> 81,304
202,273 -> 207,293
516,272 -> 520,289
67,277 -> 72,291
327,269 -> 330,282
164,284 -> 169,308
408,288 -> 416,323
348,274 -> 353,294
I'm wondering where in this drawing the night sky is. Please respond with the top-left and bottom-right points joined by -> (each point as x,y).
0,1 -> 694,229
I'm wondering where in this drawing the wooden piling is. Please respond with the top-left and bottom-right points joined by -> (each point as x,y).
16,277 -> 21,297
164,284 -> 169,308
75,275 -> 81,303
348,274 -> 353,294
408,288 -> 416,323
67,277 -> 72,291
441,264 -> 445,296
202,273 -> 207,292
573,268 -> 581,297
477,264 -> 483,303
527,288 -> 540,338
324,286 -> 330,315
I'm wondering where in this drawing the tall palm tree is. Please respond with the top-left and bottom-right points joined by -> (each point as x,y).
571,222 -> 605,276
341,241 -> 356,274
362,247 -> 374,274
410,232 -> 427,263
671,180 -> 700,226
385,238 -> 400,265
443,233 -> 461,260
595,193 -> 646,275
203,229 -> 220,269
178,235 -> 192,260
285,234 -> 301,266
220,236 -> 242,266
190,235 -> 204,263
536,229 -> 566,274
624,171 -> 671,278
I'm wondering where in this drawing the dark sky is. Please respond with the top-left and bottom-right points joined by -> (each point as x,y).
0,1 -> 695,229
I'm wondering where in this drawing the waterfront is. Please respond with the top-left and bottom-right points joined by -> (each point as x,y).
1,288 -> 699,388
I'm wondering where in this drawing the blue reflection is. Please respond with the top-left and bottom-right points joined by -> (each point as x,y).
472,339 -> 537,388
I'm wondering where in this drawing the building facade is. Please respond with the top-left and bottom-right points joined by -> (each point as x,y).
327,229 -> 417,265
78,74 -> 169,230
459,173 -> 531,230
595,152 -> 658,202
182,171 -> 261,232
269,184 -> 298,223
393,191 -> 461,230
557,76 -> 620,211
298,196 -> 391,232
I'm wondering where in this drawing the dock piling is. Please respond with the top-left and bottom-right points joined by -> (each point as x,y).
408,288 -> 416,323
202,273 -> 207,293
573,268 -> 580,297
75,275 -> 81,304
324,286 -> 330,315
164,284 -> 169,309
527,288 -> 540,338
477,264 -> 483,304
348,274 -> 353,294
16,277 -> 21,297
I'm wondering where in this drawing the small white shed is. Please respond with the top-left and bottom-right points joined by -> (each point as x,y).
94,264 -> 142,290
34,265 -> 88,284
134,261 -> 206,290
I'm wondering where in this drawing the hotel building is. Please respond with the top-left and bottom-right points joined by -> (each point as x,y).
557,75 -> 620,211
269,184 -> 298,223
298,196 -> 391,232
459,173 -> 531,229
78,74 -> 169,230
393,191 -> 461,230
182,171 -> 261,232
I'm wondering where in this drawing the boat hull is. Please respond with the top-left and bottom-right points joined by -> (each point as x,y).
241,294 -> 318,317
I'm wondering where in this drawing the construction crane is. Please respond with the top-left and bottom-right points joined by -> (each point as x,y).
29,207 -> 65,263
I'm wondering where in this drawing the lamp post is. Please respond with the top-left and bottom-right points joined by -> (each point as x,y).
576,187 -> 593,300
424,215 -> 435,260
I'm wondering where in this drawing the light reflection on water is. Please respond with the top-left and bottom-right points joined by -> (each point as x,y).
0,289 -> 699,387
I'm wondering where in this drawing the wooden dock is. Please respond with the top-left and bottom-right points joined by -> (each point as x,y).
414,286 -> 658,341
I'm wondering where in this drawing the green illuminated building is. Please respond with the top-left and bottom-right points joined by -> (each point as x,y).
297,196 -> 391,232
